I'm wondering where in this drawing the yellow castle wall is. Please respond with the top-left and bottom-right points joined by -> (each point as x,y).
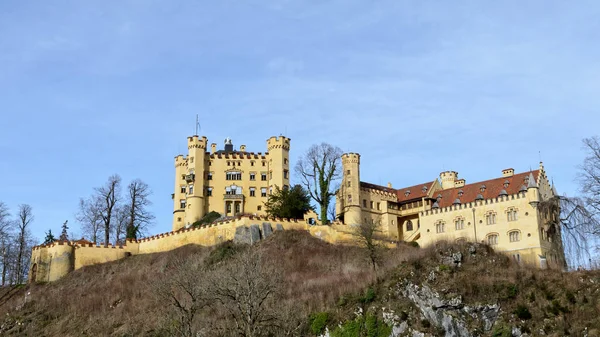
30,215 -> 316,282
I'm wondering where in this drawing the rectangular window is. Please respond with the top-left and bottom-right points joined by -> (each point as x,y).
180,186 -> 186,193
226,203 -> 231,213
180,199 -> 186,209
284,170 -> 289,179
250,173 -> 256,181
207,172 -> 213,180
257,205 -> 262,211
235,203 -> 240,213
226,172 -> 242,180
455,218 -> 464,230
261,173 -> 267,181
261,188 -> 267,197
347,180 -> 351,187
251,161 -> 255,166
363,199 -> 367,207
284,158 -> 288,164
436,222 -> 445,233
250,188 -> 256,197
262,161 -> 266,166
188,185 -> 194,194
347,170 -> 350,175
370,201 -> 374,209
206,187 -> 212,197
486,213 -> 496,225
348,195 -> 352,202
376,202 -> 380,210
190,157 -> 194,163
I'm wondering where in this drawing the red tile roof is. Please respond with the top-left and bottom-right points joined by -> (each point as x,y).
433,170 -> 539,208
359,181 -> 435,202
359,181 -> 395,195
396,181 -> 436,203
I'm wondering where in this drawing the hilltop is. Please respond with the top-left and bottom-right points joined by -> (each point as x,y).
1,231 -> 599,336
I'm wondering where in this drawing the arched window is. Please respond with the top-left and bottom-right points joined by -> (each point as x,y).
486,212 -> 496,225
455,217 -> 465,230
509,230 -> 521,242
487,234 -> 498,245
435,221 -> 445,234
507,208 -> 518,222
406,220 -> 414,231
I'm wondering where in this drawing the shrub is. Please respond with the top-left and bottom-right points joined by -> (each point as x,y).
331,314 -> 391,337
439,264 -> 450,272
362,287 -> 375,303
408,241 -> 419,248
310,312 -> 329,335
204,241 -> 244,266
492,324 -> 511,337
421,319 -> 431,328
514,304 -> 532,320
565,291 -> 576,304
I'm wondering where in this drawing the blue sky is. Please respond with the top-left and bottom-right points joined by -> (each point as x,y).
1,1 -> 599,241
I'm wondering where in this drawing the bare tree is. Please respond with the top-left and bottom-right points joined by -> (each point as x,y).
547,136 -> 600,269
76,197 -> 102,243
295,143 -> 343,225
97,175 -> 121,246
113,205 -> 129,245
351,218 -> 385,272
0,202 -> 13,286
209,249 -> 283,337
15,204 -> 34,284
156,255 -> 210,337
125,179 -> 154,240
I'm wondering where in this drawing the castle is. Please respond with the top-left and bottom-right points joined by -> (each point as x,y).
172,135 -> 291,231
336,153 -> 566,269
28,134 -> 566,283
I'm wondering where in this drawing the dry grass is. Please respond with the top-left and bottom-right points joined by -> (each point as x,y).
0,231 -> 599,336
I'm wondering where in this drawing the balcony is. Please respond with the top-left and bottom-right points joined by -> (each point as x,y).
185,174 -> 195,183
223,194 -> 244,200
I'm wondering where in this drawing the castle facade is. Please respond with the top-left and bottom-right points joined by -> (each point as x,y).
29,134 -> 567,283
172,135 -> 290,231
336,153 -> 566,269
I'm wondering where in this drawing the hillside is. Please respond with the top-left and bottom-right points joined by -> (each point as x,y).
1,231 -> 599,336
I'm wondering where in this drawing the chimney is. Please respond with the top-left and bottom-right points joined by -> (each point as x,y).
502,168 -> 514,177
387,182 -> 392,188
224,137 -> 233,153
454,179 -> 466,188
211,143 -> 217,154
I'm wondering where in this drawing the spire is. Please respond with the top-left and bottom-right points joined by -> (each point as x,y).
527,172 -> 538,189
551,179 -> 558,196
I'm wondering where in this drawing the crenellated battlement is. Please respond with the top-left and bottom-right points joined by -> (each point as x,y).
267,136 -> 291,151
187,135 -> 208,150
420,191 -> 528,217
342,152 -> 360,163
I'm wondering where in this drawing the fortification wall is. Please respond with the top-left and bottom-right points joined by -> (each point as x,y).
73,243 -> 140,271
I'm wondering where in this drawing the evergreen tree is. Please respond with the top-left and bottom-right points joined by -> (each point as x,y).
59,220 -> 69,241
264,185 -> 313,219
43,229 -> 56,245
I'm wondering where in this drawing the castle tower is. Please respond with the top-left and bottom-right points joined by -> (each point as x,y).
184,135 -> 208,227
440,171 -> 459,190
341,153 -> 361,225
172,154 -> 187,230
266,136 -> 291,191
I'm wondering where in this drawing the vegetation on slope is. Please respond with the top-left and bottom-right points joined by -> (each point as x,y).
0,231 -> 599,336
